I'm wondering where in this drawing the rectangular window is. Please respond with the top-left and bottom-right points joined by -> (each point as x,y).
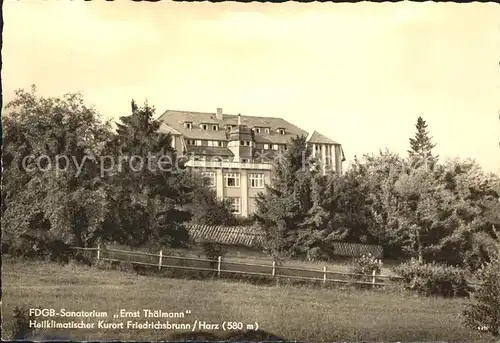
196,140 -> 202,146
264,128 -> 270,134
224,172 -> 240,188
227,197 -> 241,214
278,128 -> 285,135
212,125 -> 218,131
240,140 -> 245,146
272,144 -> 278,150
246,141 -> 251,146
255,127 -> 261,133
185,122 -> 192,129
249,173 -> 264,188
218,141 -> 223,147
202,124 -> 207,130
263,144 -> 269,150
201,171 -> 216,187
186,139 -> 195,145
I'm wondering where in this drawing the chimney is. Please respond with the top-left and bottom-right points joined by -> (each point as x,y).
216,108 -> 223,120
237,113 -> 241,126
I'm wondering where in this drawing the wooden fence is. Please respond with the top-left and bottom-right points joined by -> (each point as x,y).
72,245 -> 403,288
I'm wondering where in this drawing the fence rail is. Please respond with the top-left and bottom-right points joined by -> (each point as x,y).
72,245 -> 485,289
72,245 -> 401,288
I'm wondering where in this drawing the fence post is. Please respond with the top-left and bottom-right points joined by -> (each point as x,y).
323,266 -> 327,284
272,261 -> 276,277
158,250 -> 163,271
372,269 -> 376,288
217,256 -> 221,278
97,244 -> 101,262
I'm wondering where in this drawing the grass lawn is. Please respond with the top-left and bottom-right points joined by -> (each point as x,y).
2,258 -> 493,342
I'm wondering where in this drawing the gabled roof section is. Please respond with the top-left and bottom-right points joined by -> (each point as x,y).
158,122 -> 181,135
307,130 -> 339,145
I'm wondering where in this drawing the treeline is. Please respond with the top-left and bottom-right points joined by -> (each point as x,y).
1,87 -> 237,258
3,86 -> 500,272
254,119 -> 500,271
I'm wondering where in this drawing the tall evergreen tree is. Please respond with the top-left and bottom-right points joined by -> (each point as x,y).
104,100 -> 192,247
254,135 -> 319,260
408,117 -> 438,170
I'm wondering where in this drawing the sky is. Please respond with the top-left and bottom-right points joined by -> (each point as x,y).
3,1 -> 500,174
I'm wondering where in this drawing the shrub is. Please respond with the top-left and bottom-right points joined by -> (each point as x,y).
306,247 -> 329,262
4,233 -> 72,263
393,258 -> 470,297
11,306 -> 35,340
201,241 -> 227,261
349,253 -> 382,281
463,257 -> 500,338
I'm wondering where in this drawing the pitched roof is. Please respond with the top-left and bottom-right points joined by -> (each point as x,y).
307,130 -> 339,145
187,224 -> 264,248
158,110 -> 309,145
186,146 -> 233,157
158,122 -> 181,135
186,224 -> 383,257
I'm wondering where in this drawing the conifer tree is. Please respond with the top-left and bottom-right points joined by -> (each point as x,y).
104,100 -> 191,247
254,135 -> 318,260
408,117 -> 438,170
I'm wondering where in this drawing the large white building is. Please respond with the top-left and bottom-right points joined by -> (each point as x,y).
158,108 -> 345,217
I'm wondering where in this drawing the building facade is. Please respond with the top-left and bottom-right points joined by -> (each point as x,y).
158,108 -> 345,217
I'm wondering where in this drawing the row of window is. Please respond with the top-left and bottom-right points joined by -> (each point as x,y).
201,172 -> 265,188
183,122 -> 286,135
185,139 -> 286,151
186,139 -> 224,147
184,122 -> 220,131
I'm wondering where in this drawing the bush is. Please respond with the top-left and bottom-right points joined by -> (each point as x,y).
349,253 -> 382,281
393,258 -> 470,297
11,306 -> 36,340
306,247 -> 329,262
5,233 -> 72,264
201,241 -> 227,261
463,258 -> 500,338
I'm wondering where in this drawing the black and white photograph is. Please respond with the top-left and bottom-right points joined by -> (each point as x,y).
2,1 -> 500,342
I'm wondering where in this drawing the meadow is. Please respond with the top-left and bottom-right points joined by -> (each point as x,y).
2,258 -> 493,342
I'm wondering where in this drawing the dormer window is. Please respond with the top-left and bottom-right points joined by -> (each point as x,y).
264,127 -> 270,134
212,125 -> 219,131
184,122 -> 193,129
277,128 -> 286,135
201,124 -> 208,130
254,127 -> 261,133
